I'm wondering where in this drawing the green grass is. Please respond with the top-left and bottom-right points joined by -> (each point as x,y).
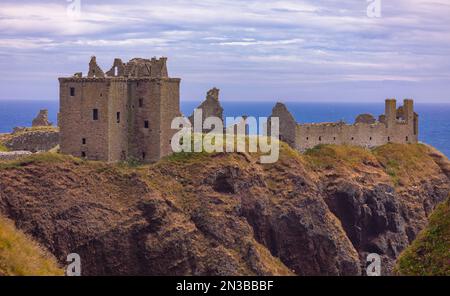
0,216 -> 63,276
304,144 -> 376,170
373,143 -> 433,186
0,143 -> 8,152
395,197 -> 450,276
0,152 -> 82,170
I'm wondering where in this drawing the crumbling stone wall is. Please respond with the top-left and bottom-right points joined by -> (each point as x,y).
88,56 -> 105,78
270,99 -> 419,152
3,129 -> 59,152
269,103 -> 297,148
32,109 -> 52,127
0,151 -> 32,160
189,87 -> 224,132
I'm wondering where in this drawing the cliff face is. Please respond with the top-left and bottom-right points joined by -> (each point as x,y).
0,143 -> 448,276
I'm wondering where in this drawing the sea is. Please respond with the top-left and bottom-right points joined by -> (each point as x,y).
0,100 -> 449,158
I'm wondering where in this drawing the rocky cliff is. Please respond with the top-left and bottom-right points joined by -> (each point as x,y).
0,143 -> 448,276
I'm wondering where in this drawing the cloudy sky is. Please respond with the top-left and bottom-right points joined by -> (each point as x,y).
0,0 -> 449,102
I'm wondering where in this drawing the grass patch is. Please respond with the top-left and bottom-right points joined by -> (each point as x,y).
13,126 -> 58,134
373,143 -> 433,186
304,144 -> 375,170
395,197 -> 450,275
0,216 -> 63,276
0,143 -> 8,152
0,152 -> 82,170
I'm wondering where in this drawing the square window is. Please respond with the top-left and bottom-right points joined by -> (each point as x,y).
81,151 -> 86,158
93,109 -> 99,120
82,138 -> 86,145
144,120 -> 149,128
139,98 -> 144,107
116,112 -> 121,123
70,87 -> 75,96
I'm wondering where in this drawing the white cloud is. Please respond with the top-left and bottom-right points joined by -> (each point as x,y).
0,0 -> 449,101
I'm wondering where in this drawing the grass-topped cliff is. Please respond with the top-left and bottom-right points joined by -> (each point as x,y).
0,216 -> 63,276
395,197 -> 450,275
0,142 -> 448,276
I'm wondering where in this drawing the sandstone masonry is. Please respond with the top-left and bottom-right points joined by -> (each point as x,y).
59,56 -> 419,162
59,56 -> 180,163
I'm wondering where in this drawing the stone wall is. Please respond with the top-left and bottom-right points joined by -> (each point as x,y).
32,109 -> 52,127
59,79 -> 111,161
0,151 -> 33,161
269,103 -> 297,148
189,88 -> 224,132
272,99 -> 419,152
3,128 -> 59,152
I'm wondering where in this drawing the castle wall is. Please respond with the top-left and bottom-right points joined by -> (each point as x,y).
59,79 -> 110,161
127,79 -> 157,162
107,79 -> 129,162
159,78 -> 181,158
279,99 -> 419,152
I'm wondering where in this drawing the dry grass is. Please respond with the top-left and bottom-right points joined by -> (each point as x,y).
0,216 -> 64,276
0,143 -> 8,152
395,197 -> 450,275
0,152 -> 82,170
304,144 -> 376,170
373,143 -> 435,186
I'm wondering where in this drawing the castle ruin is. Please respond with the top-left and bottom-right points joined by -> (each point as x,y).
270,99 -> 419,151
59,56 -> 180,162
59,56 -> 419,162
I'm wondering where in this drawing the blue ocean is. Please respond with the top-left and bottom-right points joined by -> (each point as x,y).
0,100 -> 449,158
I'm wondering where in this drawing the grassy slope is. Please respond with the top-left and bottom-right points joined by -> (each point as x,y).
0,216 -> 63,276
0,144 -> 8,152
395,197 -> 450,276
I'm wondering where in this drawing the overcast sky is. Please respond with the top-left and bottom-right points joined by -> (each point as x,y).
0,0 -> 449,102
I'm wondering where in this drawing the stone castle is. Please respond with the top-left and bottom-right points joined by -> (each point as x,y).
59,56 -> 419,162
59,56 -> 180,162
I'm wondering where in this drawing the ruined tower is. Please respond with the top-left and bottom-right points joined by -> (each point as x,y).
59,56 -> 181,163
